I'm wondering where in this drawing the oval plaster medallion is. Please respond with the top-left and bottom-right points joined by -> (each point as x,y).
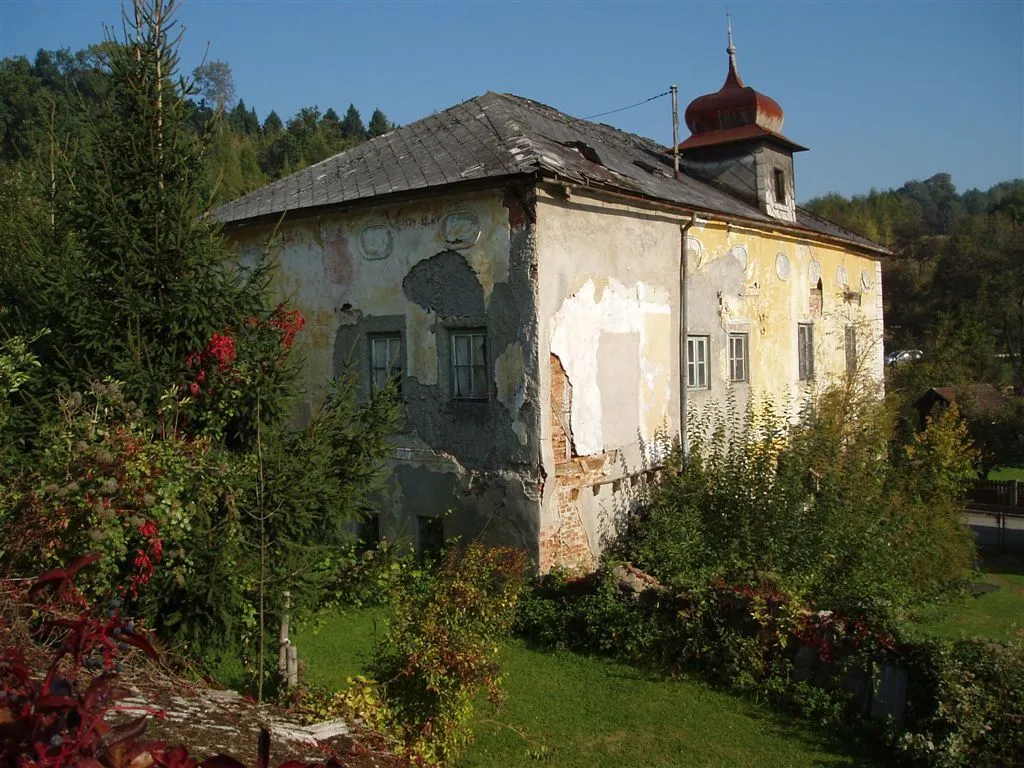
808,259 -> 822,285
731,244 -> 748,271
359,224 -> 393,260
837,265 -> 849,288
861,270 -> 873,291
441,211 -> 481,249
775,252 -> 791,281
686,236 -> 705,268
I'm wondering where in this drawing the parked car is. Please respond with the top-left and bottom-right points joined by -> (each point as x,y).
885,349 -> 923,366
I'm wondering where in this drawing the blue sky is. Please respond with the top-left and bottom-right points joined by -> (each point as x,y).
2,0 -> 1021,201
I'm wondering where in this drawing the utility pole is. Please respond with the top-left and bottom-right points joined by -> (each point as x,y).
671,84 -> 680,179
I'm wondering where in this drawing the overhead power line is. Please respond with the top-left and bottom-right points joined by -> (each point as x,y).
572,90 -> 672,123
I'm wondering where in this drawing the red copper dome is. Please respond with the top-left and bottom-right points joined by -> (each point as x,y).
679,32 -> 806,153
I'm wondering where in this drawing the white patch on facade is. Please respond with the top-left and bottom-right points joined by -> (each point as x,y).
441,211 -> 481,249
837,264 -> 849,288
808,259 -> 822,285
686,236 -> 705,270
731,244 -> 749,272
861,269 -> 873,291
359,225 -> 393,260
550,278 -> 671,456
775,252 -> 791,280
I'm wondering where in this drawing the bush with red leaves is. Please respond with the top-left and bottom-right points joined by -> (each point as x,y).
0,554 -> 344,768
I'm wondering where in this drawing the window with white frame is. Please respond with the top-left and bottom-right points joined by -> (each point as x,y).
728,332 -> 748,383
687,335 -> 709,389
450,330 -> 488,400
798,323 -> 814,381
845,326 -> 857,374
370,334 -> 403,392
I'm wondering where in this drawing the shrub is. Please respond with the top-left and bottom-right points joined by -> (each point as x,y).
0,553 -> 357,767
896,637 -> 1024,768
619,385 -> 976,609
332,544 -> 528,766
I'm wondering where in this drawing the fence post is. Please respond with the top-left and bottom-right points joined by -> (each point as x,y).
279,590 -> 291,687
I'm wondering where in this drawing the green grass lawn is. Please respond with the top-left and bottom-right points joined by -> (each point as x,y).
910,553 -> 1024,643
294,610 -> 880,768
987,466 -> 1024,481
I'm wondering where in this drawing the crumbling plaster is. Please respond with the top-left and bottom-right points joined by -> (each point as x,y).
534,186 -> 884,570
535,189 -> 683,569
228,187 -> 544,556
684,219 -> 884,419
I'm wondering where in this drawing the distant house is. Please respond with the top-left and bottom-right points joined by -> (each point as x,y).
214,35 -> 889,571
914,384 -> 1009,431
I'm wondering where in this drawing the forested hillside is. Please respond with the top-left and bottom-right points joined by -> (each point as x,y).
805,173 -> 1024,393
0,45 -> 393,204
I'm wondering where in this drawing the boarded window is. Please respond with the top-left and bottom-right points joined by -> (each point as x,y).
798,323 -> 814,381
687,335 -> 709,389
845,326 -> 857,374
728,333 -> 748,383
450,330 -> 488,399
370,334 -> 403,392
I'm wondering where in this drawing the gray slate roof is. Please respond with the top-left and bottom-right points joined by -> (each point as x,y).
213,92 -> 887,255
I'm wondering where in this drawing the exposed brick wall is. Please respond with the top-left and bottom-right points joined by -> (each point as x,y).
539,485 -> 596,574
550,353 -> 572,462
810,285 -> 823,317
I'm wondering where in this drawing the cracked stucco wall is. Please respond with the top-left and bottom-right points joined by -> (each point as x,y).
684,218 -> 885,418
535,188 -> 683,571
228,187 -> 543,556
534,186 -> 884,572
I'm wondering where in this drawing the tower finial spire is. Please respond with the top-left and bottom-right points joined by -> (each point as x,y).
724,9 -> 742,86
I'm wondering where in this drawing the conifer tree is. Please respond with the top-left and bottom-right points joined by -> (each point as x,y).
368,107 -> 392,138
20,0 -> 281,437
340,103 -> 366,140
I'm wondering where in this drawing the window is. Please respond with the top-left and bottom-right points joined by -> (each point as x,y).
370,334 -> 403,391
357,514 -> 380,553
773,169 -> 786,203
450,330 -> 488,399
418,515 -> 444,558
728,333 -> 748,383
845,326 -> 857,374
798,323 -> 814,381
687,335 -> 709,389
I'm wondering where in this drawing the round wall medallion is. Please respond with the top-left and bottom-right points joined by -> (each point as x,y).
775,252 -> 791,280
731,244 -> 748,271
837,265 -> 849,287
441,211 -> 481,249
861,270 -> 873,291
359,224 -> 393,260
808,259 -> 822,284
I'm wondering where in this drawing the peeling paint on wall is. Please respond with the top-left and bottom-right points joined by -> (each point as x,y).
549,277 -> 671,456
495,342 -> 527,445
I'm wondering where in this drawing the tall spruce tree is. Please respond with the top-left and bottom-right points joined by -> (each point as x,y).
367,107 -> 391,138
49,0 -> 273,421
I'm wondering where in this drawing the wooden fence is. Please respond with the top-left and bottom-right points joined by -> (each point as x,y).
965,480 -> 1024,553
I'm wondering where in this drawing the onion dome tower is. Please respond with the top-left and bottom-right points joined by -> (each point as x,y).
679,15 -> 806,222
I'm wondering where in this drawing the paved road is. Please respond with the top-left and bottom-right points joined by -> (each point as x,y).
965,508 -> 1024,553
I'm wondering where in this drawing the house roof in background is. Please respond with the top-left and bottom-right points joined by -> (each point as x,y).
918,384 -> 1010,420
212,92 -> 889,255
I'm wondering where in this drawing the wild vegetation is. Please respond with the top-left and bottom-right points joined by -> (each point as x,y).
2,1 -> 1023,766
0,0 -> 400,693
